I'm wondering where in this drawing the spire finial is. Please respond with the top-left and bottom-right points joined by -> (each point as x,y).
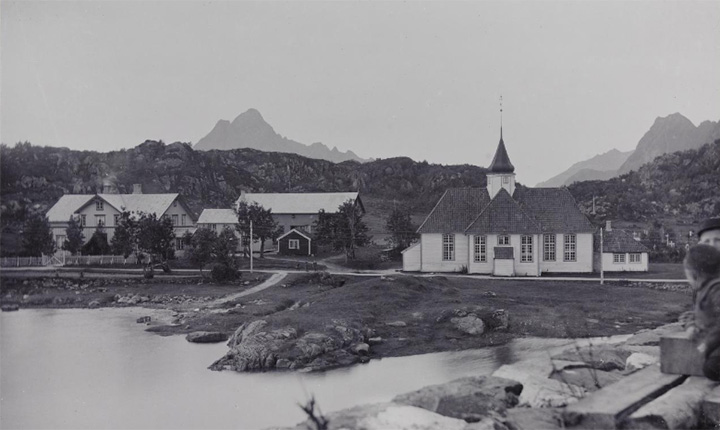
499,95 -> 503,139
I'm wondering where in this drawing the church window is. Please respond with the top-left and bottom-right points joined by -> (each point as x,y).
543,234 -> 556,261
498,235 -> 510,246
521,235 -> 533,262
613,253 -> 626,263
442,234 -> 455,261
629,253 -> 642,263
474,236 -> 486,263
563,234 -> 577,262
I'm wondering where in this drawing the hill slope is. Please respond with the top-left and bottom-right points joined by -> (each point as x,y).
537,149 -> 633,187
194,109 -> 367,163
568,139 -> 720,222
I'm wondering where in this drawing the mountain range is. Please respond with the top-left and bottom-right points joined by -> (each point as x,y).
194,109 -> 368,163
537,113 -> 720,187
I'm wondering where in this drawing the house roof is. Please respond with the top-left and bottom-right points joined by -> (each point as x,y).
513,187 -> 595,233
238,192 -> 361,214
488,135 -> 515,174
197,209 -> 238,225
417,188 -> 491,233
46,193 -> 184,223
595,229 -> 649,253
465,189 -> 542,234
46,195 -> 95,222
277,228 -> 311,242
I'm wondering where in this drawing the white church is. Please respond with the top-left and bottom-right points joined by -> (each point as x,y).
402,129 -> 596,276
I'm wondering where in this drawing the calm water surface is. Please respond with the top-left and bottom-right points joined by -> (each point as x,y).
1,308 -> 574,429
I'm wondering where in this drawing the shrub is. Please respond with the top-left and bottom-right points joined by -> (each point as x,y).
210,263 -> 239,283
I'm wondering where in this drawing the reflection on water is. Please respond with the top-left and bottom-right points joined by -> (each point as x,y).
2,309 -> 575,429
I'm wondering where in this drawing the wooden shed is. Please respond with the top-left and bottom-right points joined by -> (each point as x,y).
277,229 -> 315,256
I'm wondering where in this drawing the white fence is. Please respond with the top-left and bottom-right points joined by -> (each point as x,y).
0,255 -> 139,267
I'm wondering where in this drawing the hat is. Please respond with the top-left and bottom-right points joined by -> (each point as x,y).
698,218 -> 720,237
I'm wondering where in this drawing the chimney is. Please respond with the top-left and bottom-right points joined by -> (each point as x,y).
605,220 -> 612,232
133,184 -> 142,194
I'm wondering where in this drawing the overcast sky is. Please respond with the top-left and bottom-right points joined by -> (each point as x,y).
2,1 -> 719,186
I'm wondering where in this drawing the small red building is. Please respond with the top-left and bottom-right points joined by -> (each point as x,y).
277,229 -> 315,256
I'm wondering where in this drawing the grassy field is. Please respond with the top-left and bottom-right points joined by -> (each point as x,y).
149,273 -> 692,359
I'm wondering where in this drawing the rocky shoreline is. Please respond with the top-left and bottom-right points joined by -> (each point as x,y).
284,323 -> 691,430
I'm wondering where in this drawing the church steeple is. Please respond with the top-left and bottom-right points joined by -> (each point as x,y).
486,96 -> 516,198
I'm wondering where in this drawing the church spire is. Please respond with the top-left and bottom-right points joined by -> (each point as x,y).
488,96 -> 514,174
500,95 -> 503,141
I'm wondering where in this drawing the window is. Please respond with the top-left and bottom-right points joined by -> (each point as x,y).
80,214 -> 87,227
521,235 -> 533,262
211,224 -> 217,231
474,236 -> 487,263
614,253 -> 626,263
629,253 -> 642,263
288,239 -> 300,250
498,235 -> 510,246
543,234 -> 556,261
95,215 -> 106,227
502,176 -> 509,184
96,200 -> 104,211
563,234 -> 576,262
175,237 -> 184,250
114,214 -> 120,226
172,214 -> 178,226
56,235 -> 66,249
442,234 -> 455,261
181,214 -> 186,226
173,201 -> 177,207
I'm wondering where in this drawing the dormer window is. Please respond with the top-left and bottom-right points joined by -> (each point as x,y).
96,200 -> 104,211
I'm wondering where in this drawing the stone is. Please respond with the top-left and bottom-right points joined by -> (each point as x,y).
393,376 -> 522,422
624,376 -> 718,429
552,345 -> 629,371
386,321 -> 407,327
485,309 -> 510,330
493,357 -> 584,408
660,331 -> 705,376
550,368 -> 623,392
368,337 -> 384,345
87,300 -> 101,308
185,331 -> 229,343
702,385 -> 720,426
352,343 -> 370,355
136,316 -> 151,323
563,364 -> 685,429
625,352 -> 659,372
1,304 -> 19,312
504,408 -> 564,430
625,322 -> 683,346
451,315 -> 486,336
210,320 -> 298,372
275,358 -> 292,369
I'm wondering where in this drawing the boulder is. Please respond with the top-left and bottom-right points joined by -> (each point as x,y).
493,358 -> 584,408
451,315 -> 485,336
185,331 -> 229,343
484,309 -> 510,330
87,300 -> 101,309
352,343 -> 370,355
393,376 -> 523,422
550,368 -> 623,392
210,320 -> 298,372
551,345 -> 630,371
625,352 -> 659,372
625,322 -> 683,346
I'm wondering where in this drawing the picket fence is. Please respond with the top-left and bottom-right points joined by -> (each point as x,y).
0,255 -> 139,267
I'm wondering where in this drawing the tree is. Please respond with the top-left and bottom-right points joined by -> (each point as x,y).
315,200 -> 370,260
189,228 -> 217,273
81,227 -> 111,255
215,227 -> 239,268
385,207 -> 419,251
110,211 -> 137,258
136,213 -> 175,263
235,201 -> 282,258
63,216 -> 85,255
22,213 -> 55,257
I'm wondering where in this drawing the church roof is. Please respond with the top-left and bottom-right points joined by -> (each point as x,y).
488,135 -> 515,173
594,229 -> 649,253
465,189 -> 542,234
513,187 -> 595,233
417,188 -> 491,233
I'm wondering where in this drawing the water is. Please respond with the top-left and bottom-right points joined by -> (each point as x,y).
1,308 -> 574,429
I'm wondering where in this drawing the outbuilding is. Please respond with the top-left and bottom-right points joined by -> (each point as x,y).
277,228 -> 315,256
594,223 -> 649,272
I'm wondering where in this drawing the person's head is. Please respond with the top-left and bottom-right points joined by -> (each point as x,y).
698,218 -> 720,250
684,244 -> 720,287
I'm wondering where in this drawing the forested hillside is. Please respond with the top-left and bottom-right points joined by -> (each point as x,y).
569,139 -> 720,222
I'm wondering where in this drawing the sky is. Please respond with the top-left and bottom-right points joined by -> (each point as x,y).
2,1 -> 719,186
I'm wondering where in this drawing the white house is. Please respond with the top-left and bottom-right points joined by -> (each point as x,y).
46,184 -> 196,253
403,130 -> 596,276
594,222 -> 649,272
